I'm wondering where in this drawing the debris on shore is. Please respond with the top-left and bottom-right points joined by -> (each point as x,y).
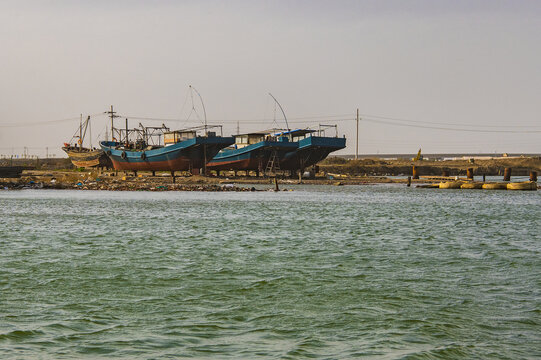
0,173 -> 259,192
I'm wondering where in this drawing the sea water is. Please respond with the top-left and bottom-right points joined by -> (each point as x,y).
1,185 -> 539,359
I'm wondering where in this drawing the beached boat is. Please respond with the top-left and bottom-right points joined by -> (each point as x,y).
206,130 -> 297,174
100,126 -> 234,174
62,115 -> 112,169
279,127 -> 346,172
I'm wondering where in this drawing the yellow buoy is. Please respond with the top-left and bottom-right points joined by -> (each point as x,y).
439,181 -> 463,189
507,181 -> 537,191
461,182 -> 483,189
482,183 -> 507,190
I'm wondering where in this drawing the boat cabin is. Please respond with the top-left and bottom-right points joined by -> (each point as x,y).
274,129 -> 316,142
164,130 -> 197,145
232,129 -> 288,149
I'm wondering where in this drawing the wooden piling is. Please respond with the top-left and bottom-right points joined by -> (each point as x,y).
412,166 -> 419,180
530,171 -> 538,182
407,176 -> 411,187
171,171 -> 175,184
467,168 -> 474,180
152,170 -> 155,177
483,174 -> 486,182
274,176 -> 279,191
442,170 -> 449,177
503,168 -> 512,181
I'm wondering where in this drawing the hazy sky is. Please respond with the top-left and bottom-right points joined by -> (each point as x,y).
1,0 -> 540,156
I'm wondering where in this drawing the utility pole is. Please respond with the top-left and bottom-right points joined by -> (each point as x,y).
355,108 -> 359,160
46,147 -> 48,159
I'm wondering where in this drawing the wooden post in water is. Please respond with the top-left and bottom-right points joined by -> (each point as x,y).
412,166 -> 419,179
442,170 -> 449,177
483,174 -> 486,182
467,168 -> 474,180
407,176 -> 411,187
503,168 -> 512,181
274,176 -> 279,191
152,170 -> 155,177
171,171 -> 175,184
530,171 -> 538,182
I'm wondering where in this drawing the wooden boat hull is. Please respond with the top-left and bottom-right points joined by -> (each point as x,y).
62,147 -> 112,168
100,136 -> 234,172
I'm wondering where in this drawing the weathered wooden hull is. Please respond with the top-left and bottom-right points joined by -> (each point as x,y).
100,136 -> 234,172
62,147 -> 112,168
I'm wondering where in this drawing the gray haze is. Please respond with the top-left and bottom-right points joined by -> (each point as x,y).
1,0 -> 540,157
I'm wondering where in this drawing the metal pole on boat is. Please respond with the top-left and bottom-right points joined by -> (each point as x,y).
125,118 -> 129,146
111,105 -> 114,141
105,105 -> 119,142
268,93 -> 290,138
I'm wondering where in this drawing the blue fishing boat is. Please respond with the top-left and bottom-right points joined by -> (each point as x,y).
280,127 -> 346,171
99,104 -> 234,174
206,130 -> 297,174
100,126 -> 234,174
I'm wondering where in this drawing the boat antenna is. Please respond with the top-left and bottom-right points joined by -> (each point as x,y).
268,93 -> 290,134
190,85 -> 207,135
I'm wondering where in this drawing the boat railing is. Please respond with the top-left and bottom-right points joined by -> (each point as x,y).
317,124 -> 339,137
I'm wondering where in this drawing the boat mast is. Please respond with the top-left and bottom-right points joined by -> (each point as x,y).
125,118 -> 129,146
268,93 -> 290,137
105,105 -> 120,141
79,114 -> 82,150
89,116 -> 92,149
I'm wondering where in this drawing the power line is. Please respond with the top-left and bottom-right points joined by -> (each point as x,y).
362,118 -> 541,133
0,112 -> 106,128
358,112 -> 541,128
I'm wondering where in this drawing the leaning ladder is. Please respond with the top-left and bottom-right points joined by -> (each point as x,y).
265,150 -> 281,175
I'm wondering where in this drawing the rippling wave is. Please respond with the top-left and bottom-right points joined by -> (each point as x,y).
1,186 -> 540,358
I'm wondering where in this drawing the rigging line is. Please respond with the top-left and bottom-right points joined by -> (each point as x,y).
118,113 -> 354,122
178,87 -> 191,121
358,112 -> 541,128
362,118 -> 541,133
190,85 -> 207,129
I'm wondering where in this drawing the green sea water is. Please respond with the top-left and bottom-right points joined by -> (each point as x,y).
1,185 -> 540,359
